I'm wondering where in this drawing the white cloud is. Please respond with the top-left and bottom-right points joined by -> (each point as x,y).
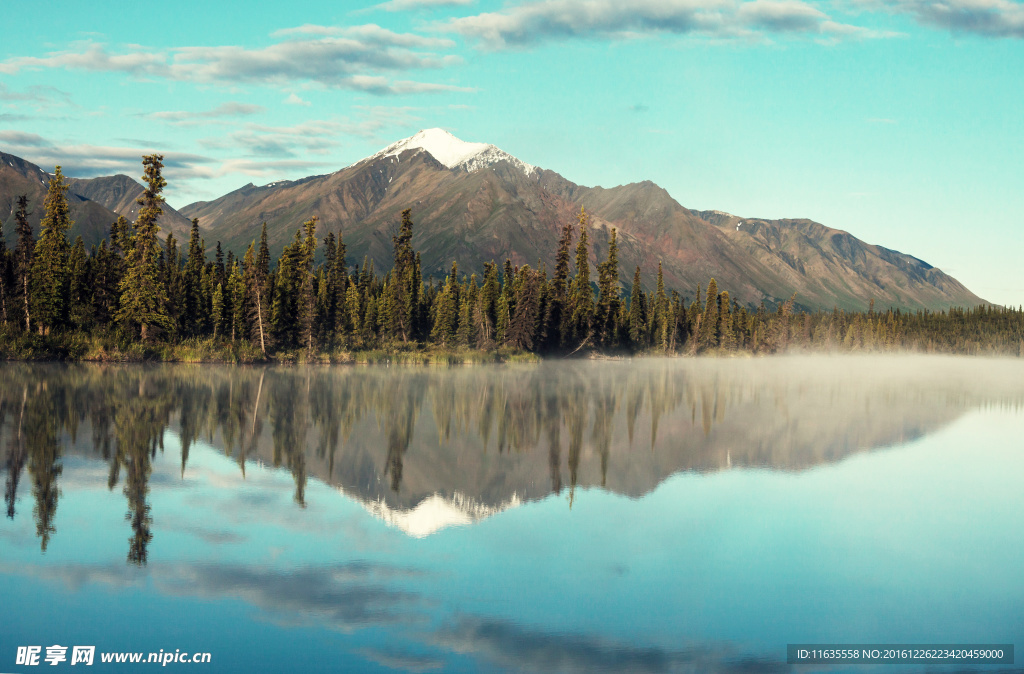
148,102 -> 264,125
859,0 -> 1024,38
445,0 -> 890,48
283,93 -> 312,106
0,26 -> 465,95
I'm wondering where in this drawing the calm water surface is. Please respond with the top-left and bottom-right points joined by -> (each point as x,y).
1,356 -> 1023,673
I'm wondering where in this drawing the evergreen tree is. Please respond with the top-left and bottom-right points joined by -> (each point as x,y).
242,243 -> 268,353
116,155 -> 172,340
13,196 -> 34,332
479,262 -> 500,346
227,260 -> 245,341
296,217 -> 318,353
628,266 -> 647,349
698,278 -> 719,351
543,218 -> 574,350
162,232 -> 183,333
214,241 -> 225,287
718,291 -> 736,350
507,266 -> 541,350
30,167 -> 73,334
431,263 -> 459,347
0,215 -> 8,327
388,209 -> 418,342
345,280 -> 362,344
653,262 -> 669,350
456,275 -> 479,347
183,219 -> 206,336
594,228 -> 620,347
567,207 -> 594,346
211,283 -> 224,339
271,230 -> 303,348
66,236 -> 93,330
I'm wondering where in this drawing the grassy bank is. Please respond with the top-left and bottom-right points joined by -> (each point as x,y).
0,330 -> 539,365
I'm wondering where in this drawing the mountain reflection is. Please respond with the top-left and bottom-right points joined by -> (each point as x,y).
2,356 -> 1023,556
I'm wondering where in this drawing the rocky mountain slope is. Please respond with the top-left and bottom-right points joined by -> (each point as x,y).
181,129 -> 983,311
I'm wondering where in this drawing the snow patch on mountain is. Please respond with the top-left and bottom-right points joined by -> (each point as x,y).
339,487 -> 523,538
358,128 -> 536,176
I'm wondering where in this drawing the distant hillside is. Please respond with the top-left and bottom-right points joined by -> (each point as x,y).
66,174 -> 193,241
1,151 -> 122,247
0,152 -> 194,249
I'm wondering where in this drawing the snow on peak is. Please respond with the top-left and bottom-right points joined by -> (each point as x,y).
360,128 -> 536,176
339,487 -> 522,538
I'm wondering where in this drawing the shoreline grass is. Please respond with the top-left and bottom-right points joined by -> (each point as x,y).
0,330 -> 541,365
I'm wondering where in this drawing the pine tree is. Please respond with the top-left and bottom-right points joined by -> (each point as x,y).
628,266 -> 647,349
211,283 -> 224,339
594,228 -> 621,348
183,219 -> 205,336
116,155 -> 172,340
698,278 -> 719,351
431,263 -> 460,347
543,218 -> 574,350
214,241 -> 225,288
0,215 -> 9,327
162,232 -> 184,333
479,262 -> 500,346
13,196 -> 34,333
243,243 -> 268,353
718,291 -> 736,350
388,209 -> 418,342
227,260 -> 245,341
30,167 -> 73,334
567,207 -> 594,347
296,217 -> 318,353
653,262 -> 669,350
507,266 -> 541,350
271,231 -> 302,347
456,275 -> 479,347
66,236 -> 93,330
345,281 -> 362,344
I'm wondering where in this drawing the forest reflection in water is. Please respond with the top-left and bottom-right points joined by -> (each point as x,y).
3,355 -> 1024,563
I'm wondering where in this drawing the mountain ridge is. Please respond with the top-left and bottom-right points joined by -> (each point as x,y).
2,130 -> 985,312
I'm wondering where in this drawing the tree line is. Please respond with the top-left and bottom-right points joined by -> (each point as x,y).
1,155 -> 1021,359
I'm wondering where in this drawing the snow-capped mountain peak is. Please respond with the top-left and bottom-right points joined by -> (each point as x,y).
360,128 -> 536,176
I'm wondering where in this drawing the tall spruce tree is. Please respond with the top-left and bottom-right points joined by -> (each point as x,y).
0,215 -> 8,327
628,266 -> 647,349
30,167 -> 73,334
296,217 -> 318,353
243,243 -> 268,353
66,236 -> 93,330
567,207 -> 594,347
507,266 -> 541,350
698,278 -> 719,351
653,262 -> 669,349
13,196 -> 34,332
388,209 -> 419,342
183,219 -> 205,336
543,218 -> 574,350
594,228 -> 620,347
116,155 -> 172,340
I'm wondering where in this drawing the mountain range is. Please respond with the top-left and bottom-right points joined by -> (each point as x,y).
1,130 -> 984,311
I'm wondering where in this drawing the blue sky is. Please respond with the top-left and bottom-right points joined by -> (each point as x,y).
0,0 -> 1021,305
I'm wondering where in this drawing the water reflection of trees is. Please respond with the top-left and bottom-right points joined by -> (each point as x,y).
2,360 -> 1023,558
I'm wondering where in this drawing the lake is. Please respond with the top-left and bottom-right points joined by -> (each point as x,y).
1,356 -> 1022,673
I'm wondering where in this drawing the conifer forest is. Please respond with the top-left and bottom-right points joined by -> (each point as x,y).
1,155 -> 1021,362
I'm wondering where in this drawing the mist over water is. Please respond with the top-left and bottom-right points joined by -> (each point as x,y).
1,355 -> 1022,672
